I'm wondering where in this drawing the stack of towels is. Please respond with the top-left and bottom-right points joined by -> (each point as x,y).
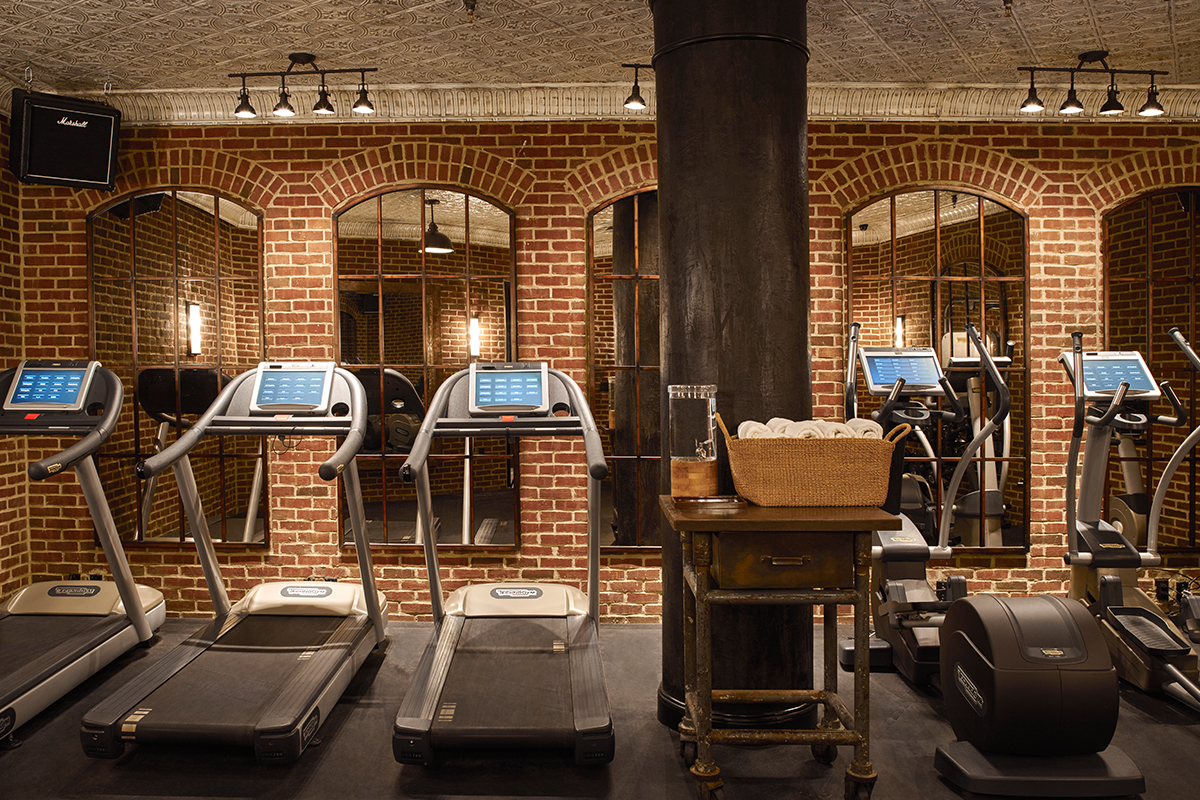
736,417 -> 884,440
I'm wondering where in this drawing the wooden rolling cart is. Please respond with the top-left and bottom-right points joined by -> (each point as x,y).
661,496 -> 901,800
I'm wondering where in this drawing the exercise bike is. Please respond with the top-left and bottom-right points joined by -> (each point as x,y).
1058,330 -> 1200,711
838,322 -> 1004,686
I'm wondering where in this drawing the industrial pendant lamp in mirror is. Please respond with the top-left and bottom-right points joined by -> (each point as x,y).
1017,50 -> 1167,117
229,53 -> 378,119
621,63 -> 651,111
422,199 -> 455,254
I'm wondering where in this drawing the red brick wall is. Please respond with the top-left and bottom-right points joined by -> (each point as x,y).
0,116 -> 29,601
3,117 -> 1200,620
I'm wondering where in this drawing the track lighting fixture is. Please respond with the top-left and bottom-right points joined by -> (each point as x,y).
1017,51 -> 1166,118
234,77 -> 256,119
228,53 -> 377,120
621,63 -> 651,111
352,72 -> 375,114
422,199 -> 455,254
1139,82 -> 1164,117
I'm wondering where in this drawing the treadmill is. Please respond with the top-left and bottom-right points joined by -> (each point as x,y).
80,362 -> 387,763
393,362 -> 615,766
0,360 -> 165,744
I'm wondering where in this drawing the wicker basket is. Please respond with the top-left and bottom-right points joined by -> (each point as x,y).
716,414 -> 910,507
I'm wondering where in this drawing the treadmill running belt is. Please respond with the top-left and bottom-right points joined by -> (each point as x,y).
433,617 -> 574,747
1,615 -> 129,704
121,615 -> 350,744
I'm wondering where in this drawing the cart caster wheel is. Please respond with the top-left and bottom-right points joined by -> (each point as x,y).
844,773 -> 876,800
680,739 -> 696,765
811,743 -> 837,764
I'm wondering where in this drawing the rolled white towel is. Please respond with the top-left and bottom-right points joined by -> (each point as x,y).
737,420 -> 775,439
765,416 -> 794,433
816,420 -> 856,439
782,420 -> 824,439
845,418 -> 884,439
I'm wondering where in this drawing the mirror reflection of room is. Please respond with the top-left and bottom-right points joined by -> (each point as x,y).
90,191 -> 266,546
588,191 -> 661,548
848,190 -> 1028,550
335,187 -> 518,547
1104,188 -> 1200,553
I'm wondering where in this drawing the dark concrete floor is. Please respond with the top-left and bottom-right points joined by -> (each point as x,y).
3,619 -> 1198,799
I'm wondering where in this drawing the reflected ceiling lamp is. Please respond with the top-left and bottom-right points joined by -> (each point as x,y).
621,63 -> 651,111
1018,51 -> 1167,118
423,199 -> 455,254
229,53 -> 378,119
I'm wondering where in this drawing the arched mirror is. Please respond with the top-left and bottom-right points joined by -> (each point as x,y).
848,189 -> 1029,551
335,187 -> 516,548
90,191 -> 266,545
1104,188 -> 1200,551
588,190 -> 661,548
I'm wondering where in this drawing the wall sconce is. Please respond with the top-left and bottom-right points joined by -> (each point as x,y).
422,198 -> 455,254
228,53 -> 378,120
894,315 -> 905,348
621,63 -> 651,111
1018,50 -> 1167,117
469,317 -> 481,358
185,301 -> 202,356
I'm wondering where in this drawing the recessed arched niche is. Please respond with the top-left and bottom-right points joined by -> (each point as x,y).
847,189 -> 1029,552
1103,188 -> 1200,553
587,190 -> 661,549
89,191 -> 266,546
334,187 -> 516,548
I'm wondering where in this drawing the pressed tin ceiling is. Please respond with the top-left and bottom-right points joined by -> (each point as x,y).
1,0 -> 1198,124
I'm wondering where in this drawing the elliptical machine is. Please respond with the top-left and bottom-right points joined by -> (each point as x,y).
839,322 -> 1005,686
1059,330 -> 1200,710
930,331 -> 1158,797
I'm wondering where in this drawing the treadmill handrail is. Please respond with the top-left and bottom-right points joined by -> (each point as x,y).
845,321 -> 860,420
26,367 -> 123,482
136,367 -> 367,482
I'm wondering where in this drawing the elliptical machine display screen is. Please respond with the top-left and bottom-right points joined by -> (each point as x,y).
248,362 -> 335,415
3,360 -> 99,412
468,363 -> 550,416
858,347 -> 947,397
1064,351 -> 1161,400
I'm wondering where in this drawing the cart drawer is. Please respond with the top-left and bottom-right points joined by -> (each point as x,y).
710,531 -> 853,590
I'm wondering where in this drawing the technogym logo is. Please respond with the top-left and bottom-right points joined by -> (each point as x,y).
954,663 -> 987,716
0,707 -> 15,737
490,587 -> 543,600
49,585 -> 102,597
282,585 -> 333,599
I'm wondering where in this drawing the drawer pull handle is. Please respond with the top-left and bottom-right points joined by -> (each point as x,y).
762,556 -> 811,567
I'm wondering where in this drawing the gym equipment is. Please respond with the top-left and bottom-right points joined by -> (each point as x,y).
1059,330 -> 1200,710
839,322 -> 1008,685
80,362 -> 387,763
135,368 -> 265,543
393,362 -> 615,766
0,360 -> 165,745
931,331 -> 1154,796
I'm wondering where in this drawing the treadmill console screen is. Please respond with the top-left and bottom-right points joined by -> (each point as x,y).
1063,351 -> 1161,400
858,348 -> 947,397
468,363 -> 550,416
3,360 -> 99,412
249,362 -> 336,415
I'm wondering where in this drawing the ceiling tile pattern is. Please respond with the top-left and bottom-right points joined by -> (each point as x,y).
2,0 -> 1198,123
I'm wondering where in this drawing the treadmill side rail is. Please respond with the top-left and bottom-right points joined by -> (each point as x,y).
567,615 -> 615,765
394,616 -> 466,765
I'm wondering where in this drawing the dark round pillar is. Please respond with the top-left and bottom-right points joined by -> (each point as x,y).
651,0 -> 816,728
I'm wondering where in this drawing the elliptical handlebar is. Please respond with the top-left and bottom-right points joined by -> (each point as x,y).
845,322 -> 861,420
935,323 -> 1010,556
27,367 -> 124,482
1170,327 -> 1200,373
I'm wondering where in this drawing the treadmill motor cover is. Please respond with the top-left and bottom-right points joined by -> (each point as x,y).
941,594 -> 1118,757
235,581 -> 379,618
